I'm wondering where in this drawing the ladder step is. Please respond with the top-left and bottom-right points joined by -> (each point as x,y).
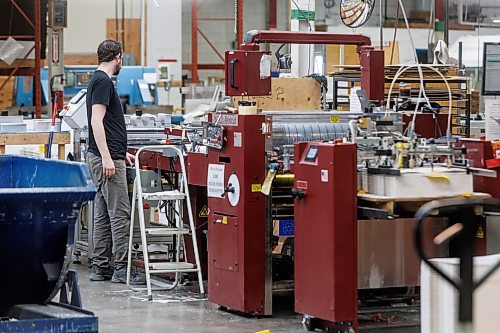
142,190 -> 186,201
145,227 -> 190,236
150,268 -> 200,274
149,262 -> 195,270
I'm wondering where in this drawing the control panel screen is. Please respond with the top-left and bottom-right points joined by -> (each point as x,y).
305,145 -> 318,162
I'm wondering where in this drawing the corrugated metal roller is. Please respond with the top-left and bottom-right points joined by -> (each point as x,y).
272,122 -> 350,147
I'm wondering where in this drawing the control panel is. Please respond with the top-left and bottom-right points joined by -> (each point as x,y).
203,122 -> 224,150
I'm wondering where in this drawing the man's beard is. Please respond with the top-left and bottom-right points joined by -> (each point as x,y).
114,66 -> 121,76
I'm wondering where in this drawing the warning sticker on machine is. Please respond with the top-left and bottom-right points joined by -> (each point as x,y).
199,205 -> 209,218
207,164 -> 225,198
296,180 -> 308,190
321,169 -> 329,183
234,132 -> 242,147
252,184 -> 262,192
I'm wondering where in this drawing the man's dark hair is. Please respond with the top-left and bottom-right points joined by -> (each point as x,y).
97,39 -> 122,63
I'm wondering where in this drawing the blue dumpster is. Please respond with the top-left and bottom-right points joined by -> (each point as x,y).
0,155 -> 96,315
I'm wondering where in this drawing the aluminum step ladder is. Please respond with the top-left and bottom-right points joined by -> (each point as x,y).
126,145 -> 204,300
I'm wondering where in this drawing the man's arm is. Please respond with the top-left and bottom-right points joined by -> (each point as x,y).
91,104 -> 115,177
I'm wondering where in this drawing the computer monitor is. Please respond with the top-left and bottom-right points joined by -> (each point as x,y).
482,42 -> 500,96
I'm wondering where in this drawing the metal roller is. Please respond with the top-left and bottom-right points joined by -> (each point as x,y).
271,122 -> 350,147
275,174 -> 295,187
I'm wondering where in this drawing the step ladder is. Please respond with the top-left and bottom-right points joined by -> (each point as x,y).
126,145 -> 205,300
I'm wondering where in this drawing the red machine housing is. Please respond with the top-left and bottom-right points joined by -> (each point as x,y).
225,30 -> 385,104
225,49 -> 271,96
402,113 -> 449,139
458,139 -> 500,255
293,141 -> 358,329
460,139 -> 500,198
205,114 -> 268,315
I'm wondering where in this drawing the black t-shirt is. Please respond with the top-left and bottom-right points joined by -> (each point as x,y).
86,70 -> 127,160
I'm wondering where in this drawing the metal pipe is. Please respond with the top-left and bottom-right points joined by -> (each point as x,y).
243,30 -> 372,47
458,41 -> 463,70
115,0 -> 119,40
236,0 -> 243,47
183,64 -> 225,70
191,0 -> 199,82
268,0 -> 277,29
122,0 -> 125,52
0,35 -> 35,39
34,0 -> 41,119
380,0 -> 383,50
197,28 -> 224,62
140,0 -> 145,66
444,0 -> 449,46
10,0 -> 35,29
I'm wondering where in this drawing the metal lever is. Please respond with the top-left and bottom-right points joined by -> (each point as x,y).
291,188 -> 306,200
221,183 -> 235,197
230,59 -> 238,89
414,198 -> 500,330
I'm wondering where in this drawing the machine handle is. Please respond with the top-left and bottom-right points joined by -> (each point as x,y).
230,59 -> 238,89
414,198 -> 500,324
291,188 -> 306,200
221,183 -> 235,197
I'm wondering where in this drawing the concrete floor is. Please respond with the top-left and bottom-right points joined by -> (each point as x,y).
72,257 -> 419,333
72,258 -> 304,333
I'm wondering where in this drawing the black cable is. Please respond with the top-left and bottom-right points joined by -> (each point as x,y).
306,74 -> 328,105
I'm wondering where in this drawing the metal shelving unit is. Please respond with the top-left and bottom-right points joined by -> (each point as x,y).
329,71 -> 472,137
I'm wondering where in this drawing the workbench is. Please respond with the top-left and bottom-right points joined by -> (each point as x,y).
358,192 -> 491,216
0,132 -> 71,160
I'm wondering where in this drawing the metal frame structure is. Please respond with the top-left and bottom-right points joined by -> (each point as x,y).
0,0 -> 42,118
185,0 -> 244,82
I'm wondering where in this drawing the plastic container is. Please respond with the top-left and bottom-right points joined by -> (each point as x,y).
0,155 -> 96,315
33,119 -> 62,132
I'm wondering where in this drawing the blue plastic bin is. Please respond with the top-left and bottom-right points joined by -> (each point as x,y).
0,155 -> 96,315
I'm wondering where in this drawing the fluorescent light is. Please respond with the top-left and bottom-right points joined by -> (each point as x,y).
493,18 -> 500,23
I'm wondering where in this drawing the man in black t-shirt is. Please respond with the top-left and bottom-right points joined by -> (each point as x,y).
86,39 -> 145,285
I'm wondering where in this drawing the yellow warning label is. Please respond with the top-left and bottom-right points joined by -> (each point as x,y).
252,184 -> 262,192
198,205 -> 209,218
476,226 -> 484,239
222,216 -> 228,224
329,115 -> 340,123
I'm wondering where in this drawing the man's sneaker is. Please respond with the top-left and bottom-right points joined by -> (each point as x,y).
112,266 -> 146,285
89,265 -> 113,281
